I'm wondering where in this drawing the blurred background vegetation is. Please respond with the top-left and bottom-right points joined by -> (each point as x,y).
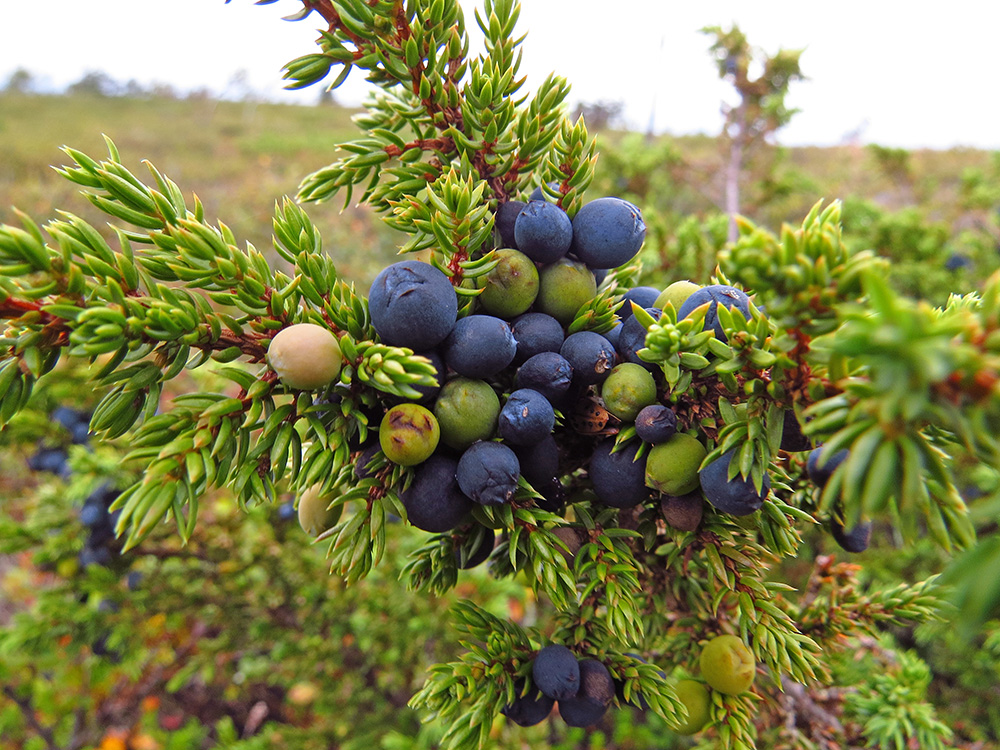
2,61 -> 1000,748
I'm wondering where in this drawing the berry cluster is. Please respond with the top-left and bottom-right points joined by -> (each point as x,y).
501,634 -> 754,734
267,193 -> 857,551
23,406 -> 132,573
502,644 -> 616,728
78,484 -> 124,569
358,195 -> 660,533
261,188 -> 872,732
25,406 -> 91,477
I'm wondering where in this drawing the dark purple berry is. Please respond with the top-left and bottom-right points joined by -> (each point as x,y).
514,200 -> 573,264
498,389 -> 555,446
496,200 -> 526,249
400,455 -> 474,533
558,659 -> 614,728
443,315 -> 517,379
515,352 -> 573,404
456,441 -> 521,506
511,312 -> 565,365
532,644 -> 580,701
502,681 -> 554,727
570,197 -> 646,269
677,285 -> 751,343
368,260 -> 458,350
807,447 -> 849,488
589,439 -> 650,509
634,405 -> 677,443
699,449 -> 770,516
619,287 -> 660,320
560,331 -> 617,386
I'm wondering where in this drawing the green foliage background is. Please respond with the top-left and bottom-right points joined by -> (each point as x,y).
1,4 -> 1000,749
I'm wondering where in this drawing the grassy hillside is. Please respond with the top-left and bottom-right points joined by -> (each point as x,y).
2,92 -> 997,289
0,93 -> 398,287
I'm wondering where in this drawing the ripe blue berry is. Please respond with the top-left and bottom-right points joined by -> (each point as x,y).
634,404 -> 677,443
502,681 -> 554,727
558,659 -> 614,728
443,315 -> 517,378
831,515 -> 872,553
699,449 -> 770,516
619,286 -> 660,320
511,312 -> 565,364
456,441 -> 521,506
617,308 -> 661,370
677,285 -> 751,343
515,352 -> 574,403
589,439 -> 650,508
570,197 -> 646,269
401,455 -> 473,532
368,260 -> 458,349
498,389 -> 555,446
560,331 -> 617,386
807,447 -> 849,488
495,199 -> 526,249
533,644 -> 580,701
514,200 -> 573,264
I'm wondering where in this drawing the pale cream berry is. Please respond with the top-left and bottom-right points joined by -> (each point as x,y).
267,323 -> 342,390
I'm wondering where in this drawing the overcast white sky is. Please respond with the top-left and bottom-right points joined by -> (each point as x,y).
1,1 -> 996,150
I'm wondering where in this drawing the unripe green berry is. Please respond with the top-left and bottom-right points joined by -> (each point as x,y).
379,404 -> 440,466
673,679 -> 711,735
600,363 -> 657,422
699,635 -> 755,695
297,484 -> 343,537
433,378 -> 500,450
267,323 -> 343,390
536,259 -> 598,325
645,433 -> 707,496
477,248 -> 539,318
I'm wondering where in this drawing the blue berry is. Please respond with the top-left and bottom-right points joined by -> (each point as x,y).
807,447 -> 849,488
529,181 -> 560,202
511,312 -> 565,365
617,308 -> 660,369
558,659 -> 614,728
560,331 -> 617,386
515,352 -> 573,404
514,201 -> 573,264
401,455 -> 473,532
79,503 -> 106,529
533,644 -> 580,701
457,441 -> 521,506
699,449 -> 770,516
634,404 -> 677,443
831,516 -> 872,553
368,260 -> 458,349
619,286 -> 660,320
495,200 -> 526,249
512,434 -> 560,490
676,285 -> 751,343
27,446 -> 70,476
602,322 -> 623,350
589,439 -> 650,508
277,499 -> 297,522
443,315 -> 516,378
498,389 -> 555,446
502,681 -> 554,727
779,409 -> 811,452
570,197 -> 645,269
